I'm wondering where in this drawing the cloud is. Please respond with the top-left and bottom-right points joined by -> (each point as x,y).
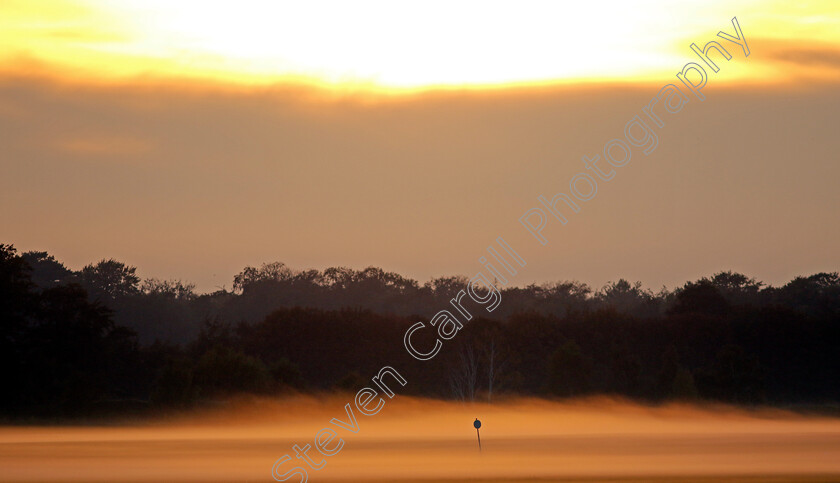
765,42 -> 840,71
56,135 -> 153,158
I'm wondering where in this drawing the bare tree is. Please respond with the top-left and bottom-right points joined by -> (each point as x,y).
450,343 -> 479,401
483,337 -> 509,402
486,338 -> 496,402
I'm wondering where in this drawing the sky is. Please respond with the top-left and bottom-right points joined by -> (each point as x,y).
1,0 -> 839,292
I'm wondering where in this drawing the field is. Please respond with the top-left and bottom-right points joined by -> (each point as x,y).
2,396 -> 840,482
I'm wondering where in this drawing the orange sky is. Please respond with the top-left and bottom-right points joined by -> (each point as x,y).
1,1 -> 839,292
2,0 -> 840,89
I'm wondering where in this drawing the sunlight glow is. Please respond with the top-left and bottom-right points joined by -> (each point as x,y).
0,0 -> 838,91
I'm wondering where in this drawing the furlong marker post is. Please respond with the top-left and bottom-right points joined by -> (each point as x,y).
474,418 -> 482,452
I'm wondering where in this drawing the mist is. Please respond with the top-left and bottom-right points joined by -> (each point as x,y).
3,395 -> 840,482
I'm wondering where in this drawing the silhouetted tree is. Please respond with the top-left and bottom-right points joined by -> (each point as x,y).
22,250 -> 74,289
709,271 -> 763,306
595,279 -> 658,317
80,259 -> 140,301
193,346 -> 272,396
0,245 -> 36,413
668,280 -> 729,315
548,340 -> 591,396
141,278 -> 196,300
3,241 -> 840,415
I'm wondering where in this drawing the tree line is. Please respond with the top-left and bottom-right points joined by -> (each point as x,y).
1,243 -> 838,418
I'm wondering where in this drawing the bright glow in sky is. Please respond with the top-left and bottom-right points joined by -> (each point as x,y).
1,0 -> 839,89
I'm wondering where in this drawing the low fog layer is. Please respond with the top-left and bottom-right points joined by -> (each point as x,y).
3,396 -> 840,482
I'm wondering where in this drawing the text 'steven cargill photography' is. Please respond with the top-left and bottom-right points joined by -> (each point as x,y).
1,2 -> 840,483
